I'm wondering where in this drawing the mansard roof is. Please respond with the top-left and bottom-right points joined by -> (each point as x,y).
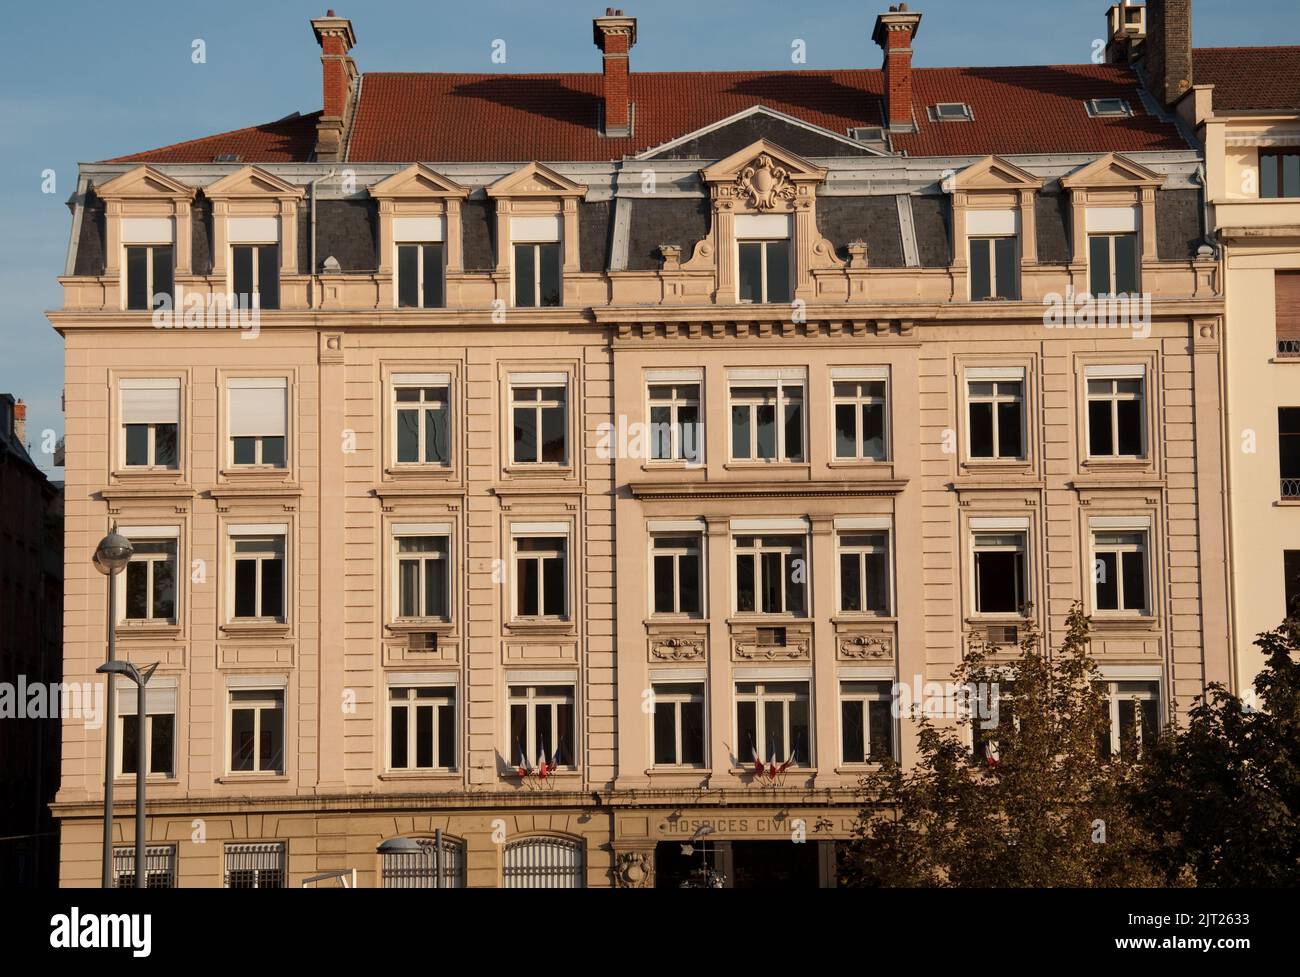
107,63 -> 1187,165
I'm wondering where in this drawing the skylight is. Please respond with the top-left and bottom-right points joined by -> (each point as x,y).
930,102 -> 974,122
1086,98 -> 1133,118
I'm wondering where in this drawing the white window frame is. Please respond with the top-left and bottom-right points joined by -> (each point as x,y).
228,242 -> 278,308
650,533 -> 704,618
831,373 -> 890,461
509,380 -> 568,466
118,531 -> 179,625
391,376 -> 452,468
227,377 -> 288,469
1100,679 -> 1160,757
508,683 -> 576,769
115,681 -> 177,779
651,682 -> 707,768
1087,231 -> 1139,296
967,234 -> 1019,301
1085,368 -> 1146,459
387,684 -> 457,772
226,688 -> 285,775
395,241 -> 446,309
734,680 -> 811,767
646,379 -> 703,464
737,238 -> 791,305
393,530 -> 452,623
228,529 -> 287,623
511,529 -> 569,621
119,378 -> 181,470
512,241 -> 562,308
728,376 -> 806,463
733,533 -> 808,617
971,529 -> 1029,617
123,242 -> 174,311
965,375 -> 1025,460
1090,527 -> 1151,616
835,528 -> 893,616
838,681 -> 896,765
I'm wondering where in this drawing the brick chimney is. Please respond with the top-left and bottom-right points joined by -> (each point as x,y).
1104,2 -> 1147,65
872,4 -> 922,133
312,11 -> 358,161
13,399 -> 26,449
593,9 -> 637,137
1144,0 -> 1192,107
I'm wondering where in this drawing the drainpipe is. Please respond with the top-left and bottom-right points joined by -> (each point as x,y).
309,168 -> 338,308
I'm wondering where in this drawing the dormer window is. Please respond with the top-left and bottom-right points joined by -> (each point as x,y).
514,240 -> 562,308
930,102 -> 973,122
735,214 -> 791,305
232,243 -> 280,311
125,244 -> 174,312
1085,98 -> 1133,118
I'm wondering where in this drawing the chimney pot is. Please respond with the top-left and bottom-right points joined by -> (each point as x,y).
593,10 -> 637,137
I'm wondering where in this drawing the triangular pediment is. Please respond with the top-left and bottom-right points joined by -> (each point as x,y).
487,162 -> 587,198
95,165 -> 195,201
953,155 -> 1044,191
370,163 -> 469,199
204,165 -> 304,200
638,105 -> 886,161
1061,153 -> 1165,189
701,139 -> 828,185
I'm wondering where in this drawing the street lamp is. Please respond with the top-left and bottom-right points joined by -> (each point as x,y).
96,659 -> 158,889
93,529 -> 133,889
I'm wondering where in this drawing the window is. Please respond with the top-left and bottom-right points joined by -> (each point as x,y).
397,242 -> 445,308
652,535 -> 702,616
393,534 -> 450,621
1260,150 -> 1300,199
730,377 -> 804,462
514,242 -> 561,307
228,689 -> 284,774
1093,531 -> 1149,614
1277,271 -> 1300,357
394,379 -> 450,466
513,535 -> 567,619
125,244 -> 174,311
231,244 -> 279,310
735,535 -> 806,616
117,682 -> 176,778
840,682 -> 894,764
969,237 -> 1018,300
973,680 -> 1017,765
652,682 -> 706,767
508,685 -> 574,769
122,538 -> 177,623
973,532 -> 1027,615
930,102 -> 974,122
1088,233 -> 1138,296
231,534 -> 285,621
381,836 -> 465,888
838,532 -> 891,615
113,846 -> 176,889
648,382 -> 702,463
228,378 -> 287,468
121,379 -> 179,469
1284,550 -> 1300,618
1085,98 -> 1132,117
224,843 -> 285,888
738,240 -> 791,304
503,837 -> 584,888
736,681 -> 810,766
967,377 -> 1024,459
1099,681 -> 1159,758
389,686 -> 456,771
511,383 -> 567,465
832,377 -> 888,461
1087,373 -> 1145,458
1280,408 -> 1300,499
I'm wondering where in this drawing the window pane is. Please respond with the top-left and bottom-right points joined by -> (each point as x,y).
653,701 -> 676,765
509,704 -> 527,765
1284,154 -> 1300,198
677,404 -> 700,463
397,245 -> 419,308
423,244 -> 445,308
539,242 -> 561,307
513,406 -> 537,463
736,553 -> 755,612
650,405 -> 672,460
397,408 -> 419,463
125,247 -> 149,311
834,403 -> 856,458
535,703 -> 553,763
841,700 -> 864,763
399,559 -> 419,617
839,552 -> 862,612
755,404 -> 777,459
784,552 -> 805,615
969,401 -> 994,457
438,703 -> 455,768
232,436 -> 256,466
681,700 -> 704,765
257,245 -> 280,310
147,714 -> 174,775
1088,399 -> 1114,456
731,405 -> 751,459
976,550 -> 1021,613
261,436 -> 286,469
125,424 -> 150,466
790,696 -> 810,763
678,551 -> 701,615
1096,551 -> 1119,610
542,555 -> 565,616
1113,235 -> 1138,294
783,396 -> 803,461
1261,152 -> 1280,199
261,557 -> 284,619
425,558 -> 448,619
232,246 -> 254,306
1286,549 -> 1300,617
231,707 -> 255,771
416,706 -> 434,768
765,240 -> 791,304
517,558 -> 539,616
865,548 -> 890,613
737,700 -> 758,762
1117,398 -> 1143,456
761,551 -> 783,613
234,560 -> 257,618
391,705 -> 408,768
868,699 -> 893,761
861,403 -> 885,460
260,706 -> 283,772
994,237 -> 1017,299
969,238 -> 991,301
1089,236 -> 1111,294
1121,549 -> 1146,611
653,554 -> 675,614
763,700 -> 785,760
541,405 -> 565,463
556,702 -> 573,765
121,714 -> 140,774
997,399 -> 1022,458
125,561 -> 149,619
152,557 -> 176,621
738,242 -> 762,303
152,246 -> 173,310
154,424 -> 178,468
514,244 -> 535,307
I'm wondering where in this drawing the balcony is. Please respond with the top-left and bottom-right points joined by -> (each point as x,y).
1280,339 -> 1300,359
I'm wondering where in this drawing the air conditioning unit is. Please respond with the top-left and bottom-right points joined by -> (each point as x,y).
407,631 -> 438,652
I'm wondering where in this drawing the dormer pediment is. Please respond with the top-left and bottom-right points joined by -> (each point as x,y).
953,156 -> 1044,191
371,163 -> 470,200
1061,153 -> 1165,190
700,140 -> 827,213
204,165 -> 305,200
487,162 -> 587,199
95,165 -> 195,202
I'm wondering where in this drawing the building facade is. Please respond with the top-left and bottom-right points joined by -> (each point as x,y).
51,5 -> 1237,887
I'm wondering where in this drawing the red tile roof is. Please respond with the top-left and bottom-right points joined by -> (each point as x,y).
106,64 -> 1187,165
107,112 -> 321,164
1192,47 -> 1300,112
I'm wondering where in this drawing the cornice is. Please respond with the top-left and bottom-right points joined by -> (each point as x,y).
629,478 -> 907,501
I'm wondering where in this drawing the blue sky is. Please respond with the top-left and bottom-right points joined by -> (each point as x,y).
2,0 -> 1296,478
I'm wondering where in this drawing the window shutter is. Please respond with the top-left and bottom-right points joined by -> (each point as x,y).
121,379 -> 180,425
229,378 -> 287,437
1277,271 -> 1300,340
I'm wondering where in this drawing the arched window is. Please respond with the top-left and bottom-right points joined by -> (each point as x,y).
381,836 -> 466,888
503,836 -> 584,888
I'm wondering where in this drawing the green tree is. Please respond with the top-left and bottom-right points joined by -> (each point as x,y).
841,603 -> 1162,887
1133,620 -> 1300,886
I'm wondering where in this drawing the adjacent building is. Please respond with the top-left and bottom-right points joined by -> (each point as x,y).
51,4 -> 1238,887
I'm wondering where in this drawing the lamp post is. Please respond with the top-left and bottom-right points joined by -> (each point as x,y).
93,529 -> 133,888
96,659 -> 159,889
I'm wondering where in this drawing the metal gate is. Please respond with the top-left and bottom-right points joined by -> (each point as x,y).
502,836 -> 584,888
381,837 -> 466,888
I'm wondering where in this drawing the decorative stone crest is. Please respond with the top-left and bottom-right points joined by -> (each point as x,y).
613,850 -> 653,888
839,633 -> 894,660
733,154 -> 797,211
650,636 -> 705,661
